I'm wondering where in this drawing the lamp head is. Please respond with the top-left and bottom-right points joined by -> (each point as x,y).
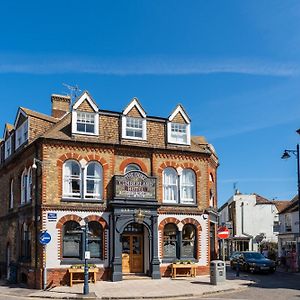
281,151 -> 291,160
32,162 -> 38,169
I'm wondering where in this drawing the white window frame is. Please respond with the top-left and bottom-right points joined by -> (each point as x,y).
71,111 -> 99,136
26,168 -> 32,203
180,169 -> 196,203
21,169 -> 27,205
122,116 -> 147,140
163,168 -> 179,204
15,120 -> 29,150
63,160 -> 82,198
167,122 -> 190,145
10,179 -> 14,209
124,163 -> 141,173
4,136 -> 12,159
84,162 -> 103,199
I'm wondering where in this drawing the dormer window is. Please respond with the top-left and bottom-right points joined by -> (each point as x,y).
167,105 -> 191,145
124,117 -> 146,139
16,120 -> 28,149
122,98 -> 147,141
4,136 -> 12,159
71,92 -> 99,136
76,112 -> 96,134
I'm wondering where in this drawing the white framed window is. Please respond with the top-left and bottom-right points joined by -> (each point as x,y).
163,168 -> 178,203
4,136 -> 12,159
9,179 -> 14,209
124,164 -> 141,173
180,169 -> 196,203
21,169 -> 27,205
26,168 -> 32,202
16,120 -> 29,149
63,160 -> 81,198
85,162 -> 102,199
167,122 -> 190,145
72,111 -> 99,135
122,116 -> 146,140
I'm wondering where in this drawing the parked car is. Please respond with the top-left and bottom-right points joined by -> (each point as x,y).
230,251 -> 276,273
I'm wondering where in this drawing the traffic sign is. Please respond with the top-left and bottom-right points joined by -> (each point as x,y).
39,231 -> 51,245
217,226 -> 230,239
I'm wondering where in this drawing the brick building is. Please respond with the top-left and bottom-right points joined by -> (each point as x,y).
0,91 -> 218,288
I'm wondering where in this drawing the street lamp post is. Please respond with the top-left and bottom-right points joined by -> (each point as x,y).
83,222 -> 89,295
281,143 -> 300,272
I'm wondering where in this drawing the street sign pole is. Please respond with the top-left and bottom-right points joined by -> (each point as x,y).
43,245 -> 47,290
83,222 -> 89,295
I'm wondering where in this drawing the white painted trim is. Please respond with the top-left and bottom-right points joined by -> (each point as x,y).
71,110 -> 99,136
73,91 -> 98,112
123,98 -> 146,118
121,116 -> 147,140
167,122 -> 191,145
14,108 -> 27,128
168,105 -> 190,123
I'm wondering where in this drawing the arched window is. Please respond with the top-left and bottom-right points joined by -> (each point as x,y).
26,168 -> 32,203
85,162 -> 102,199
163,223 -> 178,258
21,169 -> 27,204
63,160 -> 81,198
88,221 -> 103,259
124,163 -> 141,173
180,169 -> 195,203
9,179 -> 14,209
181,224 -> 196,259
163,168 -> 178,203
63,221 -> 81,259
21,223 -> 31,260
209,173 -> 214,182
209,189 -> 214,207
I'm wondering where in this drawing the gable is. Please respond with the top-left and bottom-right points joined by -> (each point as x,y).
73,91 -> 98,112
126,106 -> 143,118
172,111 -> 187,124
123,98 -> 146,118
168,104 -> 190,124
77,99 -> 95,113
14,108 -> 28,128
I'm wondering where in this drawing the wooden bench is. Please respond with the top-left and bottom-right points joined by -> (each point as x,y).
171,263 -> 197,278
68,268 -> 99,287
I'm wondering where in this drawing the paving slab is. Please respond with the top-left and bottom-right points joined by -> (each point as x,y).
27,275 -> 253,299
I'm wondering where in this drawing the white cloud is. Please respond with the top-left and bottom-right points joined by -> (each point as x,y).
0,54 -> 299,76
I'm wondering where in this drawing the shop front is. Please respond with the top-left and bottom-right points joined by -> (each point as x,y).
110,171 -> 161,281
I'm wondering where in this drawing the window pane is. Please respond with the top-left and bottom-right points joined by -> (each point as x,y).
170,123 -> 188,143
85,163 -> 102,198
163,224 -> 178,258
125,117 -> 144,138
76,112 -> 95,133
64,161 -> 81,197
163,168 -> 178,202
181,170 -> 195,203
181,224 -> 196,258
124,164 -> 141,173
88,222 -> 102,258
63,221 -> 81,258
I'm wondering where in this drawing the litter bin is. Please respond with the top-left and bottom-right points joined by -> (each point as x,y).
210,260 -> 226,285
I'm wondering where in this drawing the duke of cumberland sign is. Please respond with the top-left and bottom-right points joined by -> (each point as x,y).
114,171 -> 156,200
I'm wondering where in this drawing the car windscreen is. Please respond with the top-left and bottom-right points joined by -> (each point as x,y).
243,252 -> 264,260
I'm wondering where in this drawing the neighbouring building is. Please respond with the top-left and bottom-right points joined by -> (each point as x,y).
0,91 -> 219,288
218,191 -> 287,258
277,195 -> 299,269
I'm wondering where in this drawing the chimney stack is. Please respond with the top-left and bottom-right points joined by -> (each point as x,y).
51,94 -> 71,118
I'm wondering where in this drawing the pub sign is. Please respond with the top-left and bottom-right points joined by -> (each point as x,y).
114,171 -> 156,200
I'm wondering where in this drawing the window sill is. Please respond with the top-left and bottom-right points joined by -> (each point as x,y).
167,141 -> 190,146
60,259 -> 104,265
122,136 -> 147,141
161,203 -> 197,207
61,197 -> 103,203
72,131 -> 99,136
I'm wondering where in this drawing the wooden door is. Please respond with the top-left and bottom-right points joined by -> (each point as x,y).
122,234 -> 143,273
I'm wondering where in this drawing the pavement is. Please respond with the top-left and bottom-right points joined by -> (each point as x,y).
0,272 -> 254,300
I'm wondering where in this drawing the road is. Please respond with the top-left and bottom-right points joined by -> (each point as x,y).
204,268 -> 300,300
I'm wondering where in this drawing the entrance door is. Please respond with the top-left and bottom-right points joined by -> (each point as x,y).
122,234 -> 143,273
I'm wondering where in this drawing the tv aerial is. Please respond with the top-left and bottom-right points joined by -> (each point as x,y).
62,83 -> 81,102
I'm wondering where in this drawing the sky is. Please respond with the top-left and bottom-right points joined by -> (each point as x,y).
0,1 -> 300,206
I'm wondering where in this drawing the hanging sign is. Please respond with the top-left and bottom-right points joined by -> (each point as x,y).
114,171 -> 156,200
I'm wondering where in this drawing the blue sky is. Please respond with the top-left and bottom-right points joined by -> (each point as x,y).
1,1 -> 300,205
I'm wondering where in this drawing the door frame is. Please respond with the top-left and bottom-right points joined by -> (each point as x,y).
122,233 -> 144,274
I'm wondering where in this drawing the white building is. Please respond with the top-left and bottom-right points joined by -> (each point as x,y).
278,196 -> 299,259
218,192 -> 287,257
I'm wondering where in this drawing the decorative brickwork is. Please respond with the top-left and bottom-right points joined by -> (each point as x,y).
119,158 -> 148,173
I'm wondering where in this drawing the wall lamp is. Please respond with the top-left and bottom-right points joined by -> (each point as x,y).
32,158 -> 43,169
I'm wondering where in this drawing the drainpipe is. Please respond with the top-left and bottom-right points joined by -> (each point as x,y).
241,202 -> 253,250
34,143 -> 39,288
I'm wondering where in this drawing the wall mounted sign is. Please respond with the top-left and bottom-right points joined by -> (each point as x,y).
114,171 -> 156,200
47,212 -> 57,222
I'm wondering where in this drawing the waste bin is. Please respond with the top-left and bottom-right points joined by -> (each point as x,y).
8,262 -> 18,284
210,260 -> 226,285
